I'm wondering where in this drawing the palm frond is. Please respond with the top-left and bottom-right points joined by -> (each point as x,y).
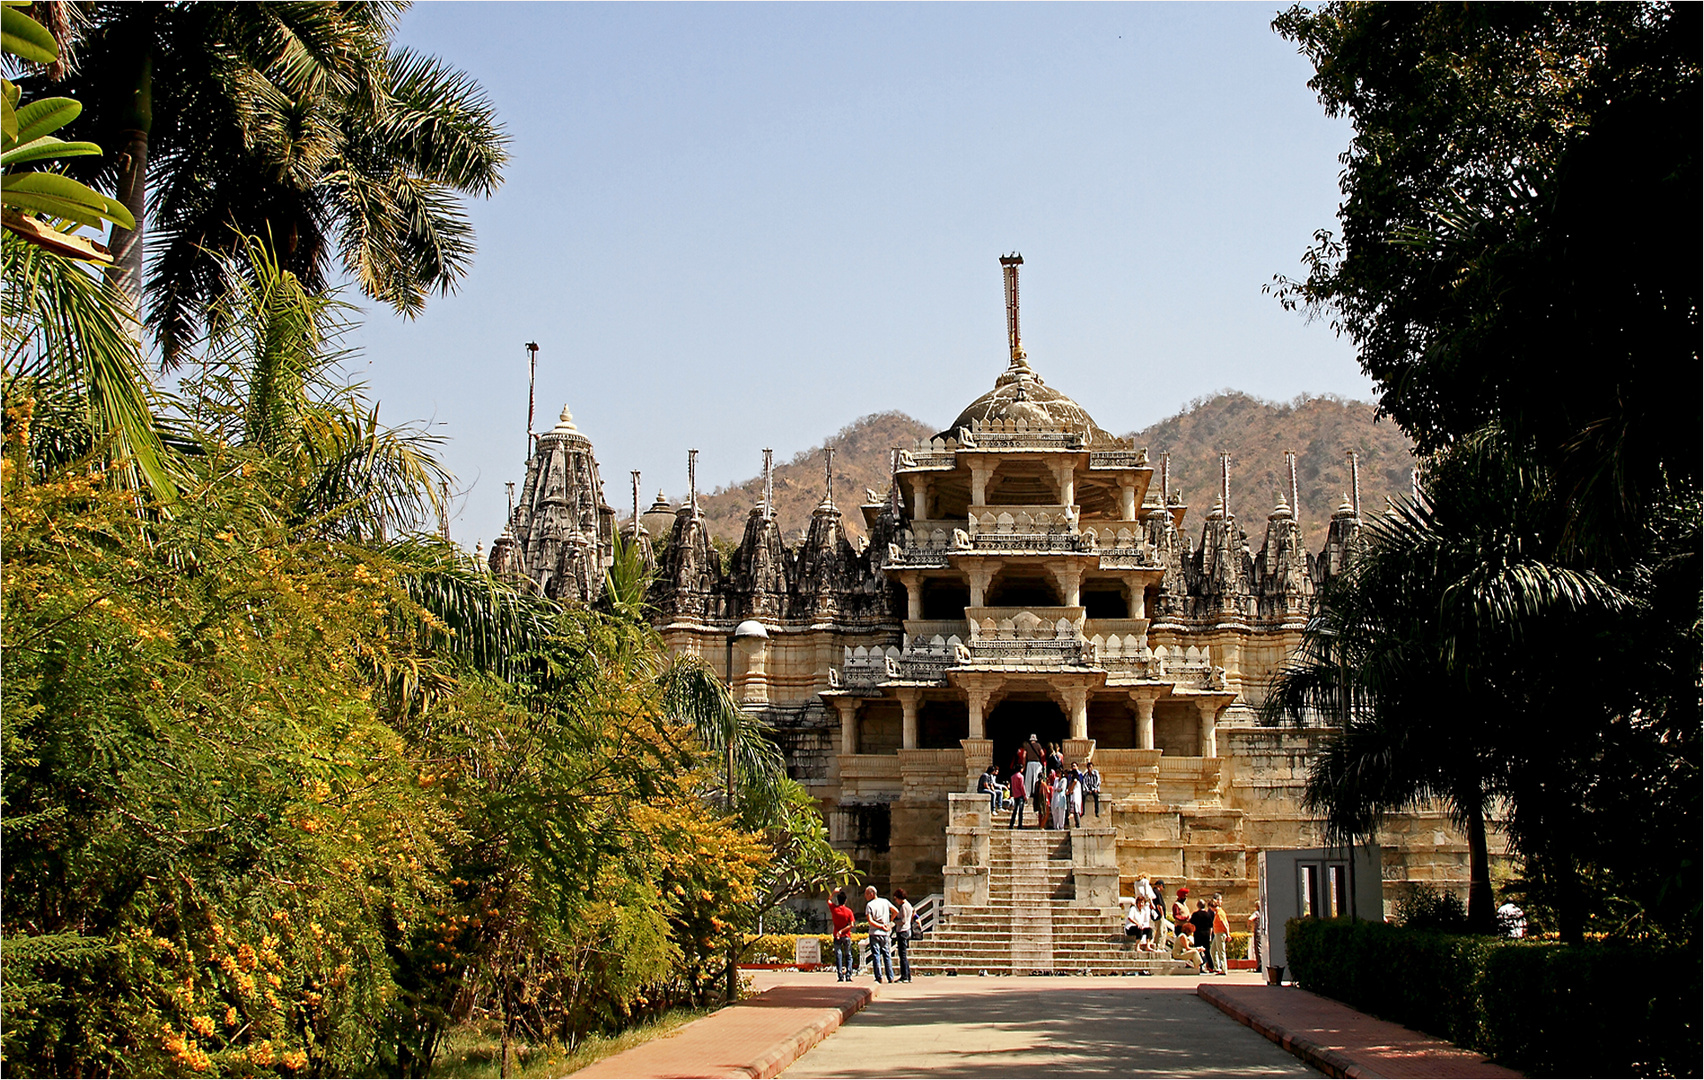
0,232 -> 175,499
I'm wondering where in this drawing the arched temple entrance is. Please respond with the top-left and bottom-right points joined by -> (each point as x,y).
985,696 -> 1067,775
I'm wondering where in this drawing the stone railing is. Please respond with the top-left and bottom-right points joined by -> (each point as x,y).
832,645 -> 898,688
897,436 -> 962,470
1151,644 -> 1227,690
965,637 -> 1098,667
1087,449 -> 1149,470
965,530 -> 1095,554
965,606 -> 1085,638
883,544 -> 950,569
966,505 -> 1078,537
960,417 -> 1086,451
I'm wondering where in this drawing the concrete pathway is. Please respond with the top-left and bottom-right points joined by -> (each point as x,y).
779,971 -> 1319,1078
1199,984 -> 1523,1079
571,978 -> 873,1079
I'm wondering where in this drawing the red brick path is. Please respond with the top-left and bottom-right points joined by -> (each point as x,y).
570,983 -> 875,1079
1198,983 -> 1524,1079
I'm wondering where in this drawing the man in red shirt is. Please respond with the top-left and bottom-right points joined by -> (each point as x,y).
829,890 -> 856,982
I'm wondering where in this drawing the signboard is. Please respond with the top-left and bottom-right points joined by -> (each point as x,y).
793,936 -> 821,968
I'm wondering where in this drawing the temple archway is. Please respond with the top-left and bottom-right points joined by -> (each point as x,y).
985,695 -> 1067,775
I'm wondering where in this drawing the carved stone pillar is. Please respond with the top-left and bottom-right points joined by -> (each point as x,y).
1125,574 -> 1147,619
967,564 -> 997,609
1131,692 -> 1158,750
741,641 -> 769,706
1197,699 -> 1219,758
970,461 -> 992,506
1056,461 -> 1076,508
908,475 -> 930,520
898,688 -> 921,750
966,686 -> 990,740
833,697 -> 859,756
1062,686 -> 1089,740
900,572 -> 923,621
1119,479 -> 1137,521
1051,563 -> 1082,609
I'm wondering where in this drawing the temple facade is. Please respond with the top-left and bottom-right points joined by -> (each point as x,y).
491,257 -> 1472,927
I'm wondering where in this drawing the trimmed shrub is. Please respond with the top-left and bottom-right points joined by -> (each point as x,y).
1287,918 -> 1490,1048
1285,918 -> 1702,1077
1481,941 -> 1702,1078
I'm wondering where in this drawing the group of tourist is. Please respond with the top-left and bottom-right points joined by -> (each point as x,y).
977,735 -> 1102,830
1122,877 -> 1251,975
827,885 -> 916,983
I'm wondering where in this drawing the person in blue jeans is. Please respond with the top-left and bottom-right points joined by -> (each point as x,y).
863,885 -> 896,983
828,890 -> 856,982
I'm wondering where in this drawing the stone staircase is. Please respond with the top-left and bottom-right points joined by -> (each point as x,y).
910,803 -> 1187,975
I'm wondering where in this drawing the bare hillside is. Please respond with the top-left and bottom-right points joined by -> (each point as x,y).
698,394 -> 1413,551
697,412 -> 935,543
1125,392 -> 1414,549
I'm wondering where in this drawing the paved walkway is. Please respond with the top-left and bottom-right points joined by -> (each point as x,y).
1199,984 -> 1523,1079
779,972 -> 1318,1078
571,978 -> 873,1079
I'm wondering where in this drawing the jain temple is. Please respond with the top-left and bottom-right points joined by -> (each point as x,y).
487,257 -> 1472,971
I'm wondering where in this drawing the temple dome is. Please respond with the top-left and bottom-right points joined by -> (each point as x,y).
937,358 -> 1121,447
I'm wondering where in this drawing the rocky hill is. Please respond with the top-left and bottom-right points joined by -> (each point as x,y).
698,394 -> 1413,551
697,412 -> 935,544
1126,392 -> 1415,550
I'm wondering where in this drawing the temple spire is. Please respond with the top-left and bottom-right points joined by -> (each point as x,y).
1347,450 -> 1361,517
822,445 -> 835,508
1285,450 -> 1299,517
688,448 -> 699,517
1220,452 -> 1232,518
1000,253 -> 1026,366
524,341 -> 539,461
762,448 -> 775,521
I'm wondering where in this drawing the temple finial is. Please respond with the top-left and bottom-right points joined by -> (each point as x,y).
1285,450 -> 1299,519
1347,450 -> 1361,517
688,448 -> 699,517
1219,452 -> 1232,519
762,448 -> 775,521
822,445 -> 835,508
1000,253 -> 1027,367
631,470 -> 641,530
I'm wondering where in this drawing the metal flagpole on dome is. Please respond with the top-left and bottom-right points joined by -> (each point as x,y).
524,341 -> 539,462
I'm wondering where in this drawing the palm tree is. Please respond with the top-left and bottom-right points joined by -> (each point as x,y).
188,232 -> 448,540
1262,434 -> 1621,933
54,2 -> 506,364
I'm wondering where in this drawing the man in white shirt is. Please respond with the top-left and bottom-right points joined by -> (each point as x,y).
863,886 -> 897,983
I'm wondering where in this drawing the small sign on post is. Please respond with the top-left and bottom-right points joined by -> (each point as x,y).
793,936 -> 821,969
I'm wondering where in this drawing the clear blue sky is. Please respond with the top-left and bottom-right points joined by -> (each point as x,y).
348,2 -> 1368,546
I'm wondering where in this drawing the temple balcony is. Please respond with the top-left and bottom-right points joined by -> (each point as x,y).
966,505 -> 1078,536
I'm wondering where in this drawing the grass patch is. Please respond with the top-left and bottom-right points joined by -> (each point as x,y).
428,1006 -> 714,1079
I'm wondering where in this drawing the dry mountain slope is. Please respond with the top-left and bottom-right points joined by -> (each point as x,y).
1126,392 -> 1414,550
696,412 -> 934,544
696,394 -> 1413,552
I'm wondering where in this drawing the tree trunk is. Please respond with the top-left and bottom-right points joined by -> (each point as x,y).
106,40 -> 152,343
1465,800 -> 1495,934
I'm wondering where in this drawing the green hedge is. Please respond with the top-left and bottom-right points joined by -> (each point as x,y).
1286,919 -> 1701,1077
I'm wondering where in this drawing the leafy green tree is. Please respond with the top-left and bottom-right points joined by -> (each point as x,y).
1262,437 -> 1621,932
54,1 -> 507,362
1270,2 -> 1699,553
1269,1 -> 1700,943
